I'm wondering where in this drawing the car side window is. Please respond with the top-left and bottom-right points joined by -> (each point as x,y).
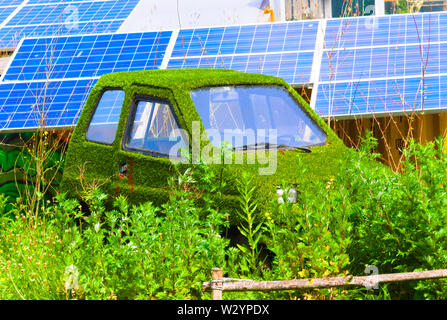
85,89 -> 125,145
125,98 -> 187,157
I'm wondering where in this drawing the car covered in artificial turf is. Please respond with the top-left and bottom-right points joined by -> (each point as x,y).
61,69 -> 350,220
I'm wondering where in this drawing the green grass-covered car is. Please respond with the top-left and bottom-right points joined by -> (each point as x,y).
60,69 -> 350,219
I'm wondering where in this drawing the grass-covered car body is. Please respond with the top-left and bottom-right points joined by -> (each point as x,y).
60,69 -> 349,218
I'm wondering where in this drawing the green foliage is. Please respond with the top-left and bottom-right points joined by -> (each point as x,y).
344,135 -> 447,299
262,157 -> 352,299
0,132 -> 65,214
238,132 -> 447,300
235,172 -> 265,275
0,163 -> 230,300
3,131 -> 447,299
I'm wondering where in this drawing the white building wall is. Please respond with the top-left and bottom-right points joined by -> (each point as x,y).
119,0 -> 270,32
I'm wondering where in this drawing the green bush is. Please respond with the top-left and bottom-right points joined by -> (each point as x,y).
258,133 -> 447,299
0,162 -> 230,300
344,135 -> 447,299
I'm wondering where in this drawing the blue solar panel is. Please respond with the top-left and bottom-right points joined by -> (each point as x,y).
315,75 -> 447,118
0,79 -> 96,130
314,11 -> 447,118
319,42 -> 440,83
0,20 -> 124,48
6,0 -> 138,26
0,6 -> 17,24
171,22 -> 317,57
6,10 -> 447,131
2,31 -> 172,81
168,51 -> 314,84
0,0 -> 139,49
27,0 -> 100,4
88,89 -> 124,125
324,12 -> 442,50
168,21 -> 319,84
0,0 -> 22,7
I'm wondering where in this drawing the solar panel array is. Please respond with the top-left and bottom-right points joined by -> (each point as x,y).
2,10 -> 447,131
0,29 -> 171,130
314,12 -> 447,118
0,0 -> 139,48
0,79 -> 96,129
0,0 -> 142,131
3,31 -> 171,81
7,1 -> 138,26
0,0 -> 23,6
0,7 -> 17,25
167,21 -> 318,84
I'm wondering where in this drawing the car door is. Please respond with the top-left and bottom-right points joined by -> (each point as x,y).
115,89 -> 188,205
69,87 -> 126,200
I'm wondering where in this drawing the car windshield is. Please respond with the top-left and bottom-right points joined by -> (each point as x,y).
190,85 -> 326,150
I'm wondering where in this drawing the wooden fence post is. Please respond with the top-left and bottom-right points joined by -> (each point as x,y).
211,268 -> 223,300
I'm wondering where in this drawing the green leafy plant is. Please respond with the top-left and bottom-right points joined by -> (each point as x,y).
0,162 -> 232,300
235,172 -> 265,275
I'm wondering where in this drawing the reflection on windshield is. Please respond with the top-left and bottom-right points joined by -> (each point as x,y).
190,85 -> 326,149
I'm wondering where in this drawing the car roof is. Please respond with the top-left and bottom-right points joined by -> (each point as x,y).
95,68 -> 288,91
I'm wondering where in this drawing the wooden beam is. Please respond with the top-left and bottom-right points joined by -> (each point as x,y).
203,269 -> 447,293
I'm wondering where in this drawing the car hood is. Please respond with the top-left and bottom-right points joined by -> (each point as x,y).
211,142 -> 351,203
